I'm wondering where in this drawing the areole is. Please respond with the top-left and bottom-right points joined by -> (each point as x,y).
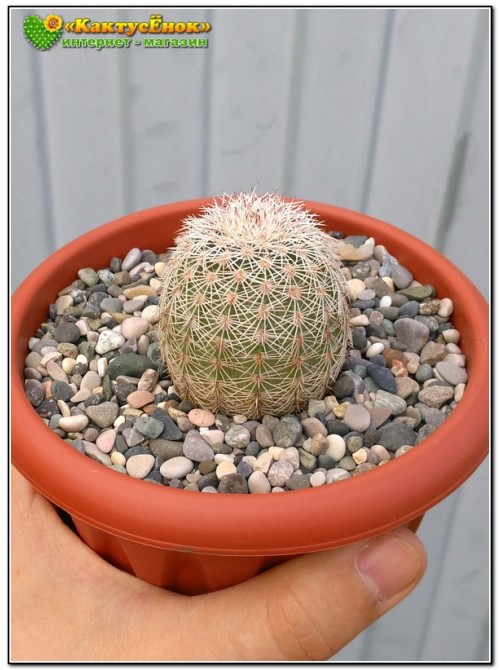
11,198 -> 489,595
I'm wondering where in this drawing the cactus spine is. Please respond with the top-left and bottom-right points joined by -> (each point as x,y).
158,192 -> 351,419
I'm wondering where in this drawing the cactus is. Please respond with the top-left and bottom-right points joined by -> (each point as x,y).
158,192 -> 351,419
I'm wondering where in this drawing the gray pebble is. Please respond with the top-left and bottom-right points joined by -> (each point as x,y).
418,386 -> 455,408
268,461 -> 295,487
217,473 -> 249,494
183,430 -> 215,461
225,425 -> 251,449
391,264 -> 413,289
24,379 -> 45,406
53,322 -> 81,344
85,401 -> 118,428
134,416 -> 164,439
273,417 -> 303,447
394,317 -> 430,353
300,417 -> 327,438
149,438 -> 184,460
122,247 -> 142,272
435,361 -> 468,386
377,422 -> 417,451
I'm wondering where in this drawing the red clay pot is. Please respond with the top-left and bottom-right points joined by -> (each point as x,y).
11,199 -> 489,595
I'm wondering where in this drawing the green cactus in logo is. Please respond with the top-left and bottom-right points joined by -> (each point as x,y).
24,15 -> 63,51
158,192 -> 352,419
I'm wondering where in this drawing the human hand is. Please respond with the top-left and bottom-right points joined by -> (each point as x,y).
11,466 -> 426,662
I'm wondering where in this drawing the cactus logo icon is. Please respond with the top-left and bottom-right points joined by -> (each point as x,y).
23,14 -> 63,51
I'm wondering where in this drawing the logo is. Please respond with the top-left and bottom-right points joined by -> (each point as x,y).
23,13 -> 211,51
23,14 -> 63,51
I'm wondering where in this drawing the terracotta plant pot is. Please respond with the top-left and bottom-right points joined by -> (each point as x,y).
11,199 -> 489,595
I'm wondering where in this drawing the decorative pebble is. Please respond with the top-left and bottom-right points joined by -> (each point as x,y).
225,425 -> 251,448
394,318 -> 430,354
85,402 -> 119,428
418,386 -> 455,408
183,430 -> 215,462
300,417 -> 328,438
126,454 -> 155,479
268,460 -> 294,487
59,415 -> 89,433
188,408 -> 215,428
160,456 -> 194,479
434,361 -> 468,386
216,461 -> 237,479
248,470 -> 272,494
343,404 -> 371,432
127,390 -> 155,409
121,316 -> 150,340
96,429 -> 116,453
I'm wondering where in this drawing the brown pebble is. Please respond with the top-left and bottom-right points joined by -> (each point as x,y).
188,408 -> 216,428
127,389 -> 155,408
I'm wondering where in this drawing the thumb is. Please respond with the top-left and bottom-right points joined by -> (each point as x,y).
195,527 -> 427,661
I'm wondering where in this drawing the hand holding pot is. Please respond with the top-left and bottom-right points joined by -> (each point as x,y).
11,467 -> 426,662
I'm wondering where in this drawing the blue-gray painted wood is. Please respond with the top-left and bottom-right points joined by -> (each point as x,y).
10,6 -> 490,662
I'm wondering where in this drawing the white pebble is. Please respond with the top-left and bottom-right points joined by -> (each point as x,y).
200,429 -> 225,446
443,353 -> 466,367
56,400 -> 71,417
141,304 -> 160,324
381,276 -> 395,291
352,448 -> 368,465
160,456 -> 194,479
366,342 -> 385,358
70,388 -> 91,402
248,470 -> 272,494
216,461 -> 237,478
201,486 -> 218,493
310,471 -> 326,487
214,453 -> 234,464
454,383 -> 466,402
121,316 -> 150,340
438,298 -> 454,318
110,451 -> 126,467
97,357 -> 108,377
349,314 -> 370,327
62,358 -> 76,375
254,451 -> 273,474
379,295 -> 392,308
95,330 -> 125,355
395,445 -> 413,457
269,446 -> 284,461
442,329 -> 460,344
55,295 -> 73,314
114,415 -> 126,428
59,415 -> 89,432
325,434 -> 346,461
76,354 -> 88,366
126,454 -> 155,479
347,279 -> 366,301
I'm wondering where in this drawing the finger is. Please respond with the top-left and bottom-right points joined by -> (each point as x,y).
186,527 -> 427,661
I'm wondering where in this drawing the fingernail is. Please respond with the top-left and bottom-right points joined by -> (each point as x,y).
355,531 -> 422,604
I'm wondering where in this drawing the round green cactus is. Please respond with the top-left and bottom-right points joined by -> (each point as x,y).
158,192 -> 351,419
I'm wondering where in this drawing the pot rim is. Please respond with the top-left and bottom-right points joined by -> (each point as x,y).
11,198 -> 490,556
